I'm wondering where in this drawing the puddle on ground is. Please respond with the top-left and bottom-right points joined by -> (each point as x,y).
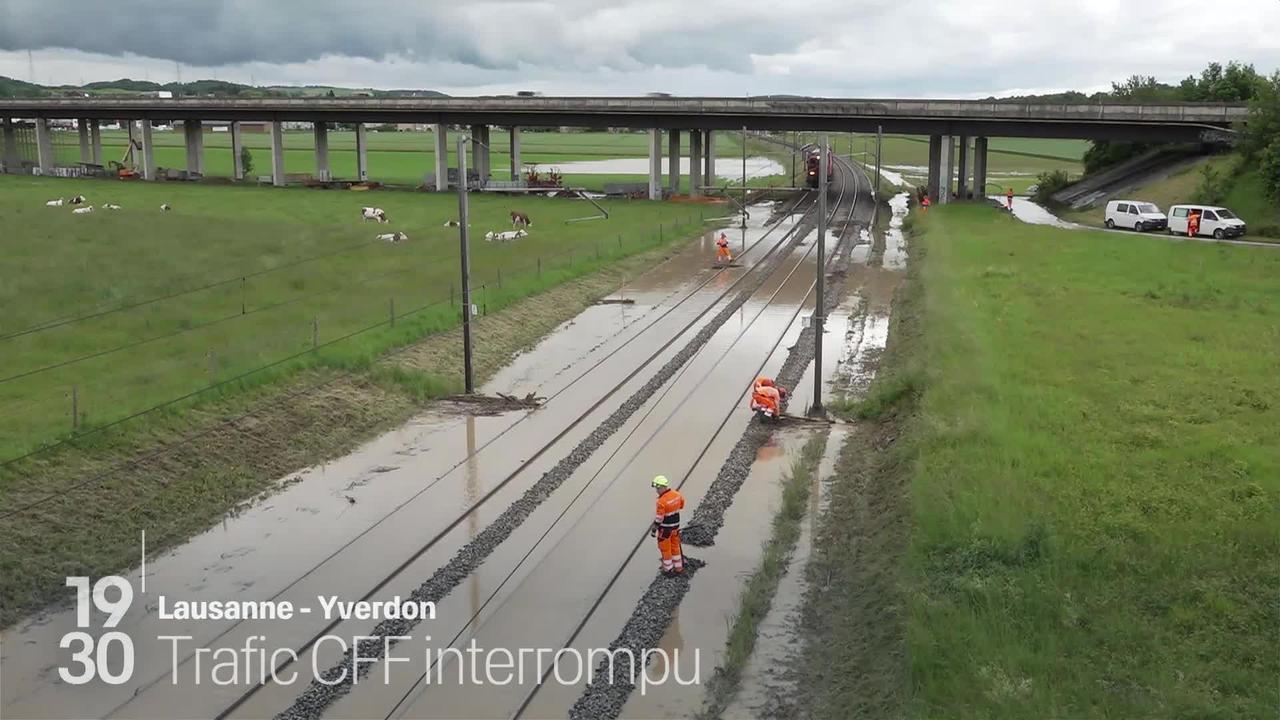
998,195 -> 1083,229
883,192 -> 910,269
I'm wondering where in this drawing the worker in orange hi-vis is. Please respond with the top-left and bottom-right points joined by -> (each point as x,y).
1006,187 -> 1015,211
921,195 -> 932,214
716,232 -> 732,264
649,475 -> 685,575
750,376 -> 788,419
1187,210 -> 1201,237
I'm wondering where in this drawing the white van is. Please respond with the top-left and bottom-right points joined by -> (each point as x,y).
1167,205 -> 1248,239
1104,200 -> 1167,232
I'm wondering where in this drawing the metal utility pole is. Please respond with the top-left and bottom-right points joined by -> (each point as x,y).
790,130 -> 796,182
456,137 -> 475,394
874,124 -> 883,226
741,125 -> 748,228
812,134 -> 828,415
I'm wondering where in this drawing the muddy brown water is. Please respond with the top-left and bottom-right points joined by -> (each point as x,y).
0,208 -> 789,720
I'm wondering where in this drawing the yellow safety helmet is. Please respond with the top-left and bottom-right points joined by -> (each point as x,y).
651,475 -> 670,488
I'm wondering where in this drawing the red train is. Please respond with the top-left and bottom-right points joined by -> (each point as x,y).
804,148 -> 834,188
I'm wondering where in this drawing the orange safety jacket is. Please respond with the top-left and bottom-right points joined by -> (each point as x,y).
654,488 -> 685,530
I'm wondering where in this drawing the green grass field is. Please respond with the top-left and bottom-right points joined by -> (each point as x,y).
900,205 -> 1279,716
0,175 -> 708,460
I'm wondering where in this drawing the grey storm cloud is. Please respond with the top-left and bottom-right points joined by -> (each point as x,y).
0,0 -> 809,73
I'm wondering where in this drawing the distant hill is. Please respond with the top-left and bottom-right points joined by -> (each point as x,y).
0,76 -> 50,98
0,76 -> 448,99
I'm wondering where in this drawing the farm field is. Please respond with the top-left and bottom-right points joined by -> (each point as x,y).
0,174 -> 707,460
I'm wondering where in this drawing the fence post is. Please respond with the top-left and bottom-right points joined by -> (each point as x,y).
451,282 -> 455,307
537,257 -> 542,278
595,239 -> 600,259
497,267 -> 502,289
389,297 -> 395,327
483,285 -> 488,315
617,233 -> 622,249
312,316 -> 318,350
71,386 -> 79,430
240,276 -> 246,315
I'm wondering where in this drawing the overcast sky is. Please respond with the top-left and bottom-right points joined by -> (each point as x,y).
1,0 -> 1277,97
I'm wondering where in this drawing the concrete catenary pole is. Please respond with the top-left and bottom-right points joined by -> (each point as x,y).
689,130 -> 702,198
456,136 -> 475,394
812,134 -> 828,414
1,118 -> 18,171
34,118 -> 54,174
740,126 -> 747,228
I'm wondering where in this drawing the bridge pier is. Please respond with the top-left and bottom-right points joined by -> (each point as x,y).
184,120 -> 204,176
269,121 -> 285,186
231,121 -> 245,180
703,130 -> 715,189
138,120 -> 155,180
927,135 -> 941,202
1,118 -> 18,172
88,119 -> 101,165
470,124 -> 490,185
689,130 -> 703,198
78,119 -> 90,164
667,129 -> 680,193
648,128 -> 662,200
956,135 -> 969,200
434,124 -> 449,190
509,126 -> 521,181
355,123 -> 369,181
937,135 -> 953,205
313,122 -> 329,181
973,137 -> 988,200
34,118 -> 54,174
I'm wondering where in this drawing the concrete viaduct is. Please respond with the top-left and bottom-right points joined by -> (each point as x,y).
0,96 -> 1247,204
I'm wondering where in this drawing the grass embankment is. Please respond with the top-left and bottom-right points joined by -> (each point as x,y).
699,431 -> 828,718
52,129 -> 788,192
806,204 -> 1279,717
0,176 -> 710,625
1061,154 -> 1280,239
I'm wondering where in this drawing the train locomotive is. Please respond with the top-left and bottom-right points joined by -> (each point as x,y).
804,148 -> 834,189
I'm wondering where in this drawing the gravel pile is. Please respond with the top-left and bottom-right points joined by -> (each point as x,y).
569,212 -> 862,720
566,558 -> 705,720
272,212 -> 815,720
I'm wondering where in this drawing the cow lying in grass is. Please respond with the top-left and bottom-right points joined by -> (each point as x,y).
485,229 -> 528,242
376,232 -> 409,243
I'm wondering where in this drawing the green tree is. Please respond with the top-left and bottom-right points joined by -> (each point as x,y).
240,147 -> 254,176
1180,61 -> 1264,102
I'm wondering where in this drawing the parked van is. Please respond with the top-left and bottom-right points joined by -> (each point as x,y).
1104,200 -> 1167,232
1167,205 -> 1248,239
